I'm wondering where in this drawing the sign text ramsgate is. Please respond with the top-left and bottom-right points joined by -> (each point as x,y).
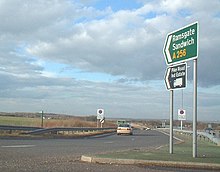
172,28 -> 195,51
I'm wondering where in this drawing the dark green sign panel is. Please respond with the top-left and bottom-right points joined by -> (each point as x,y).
164,22 -> 198,65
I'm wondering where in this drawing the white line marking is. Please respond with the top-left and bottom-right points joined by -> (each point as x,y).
104,141 -> 113,144
1,145 -> 36,148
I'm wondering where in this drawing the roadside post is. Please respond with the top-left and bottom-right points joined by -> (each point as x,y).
178,109 -> 186,130
41,110 -> 44,128
193,59 -> 198,158
97,109 -> 104,128
164,22 -> 198,157
170,90 -> 173,154
100,117 -> 105,128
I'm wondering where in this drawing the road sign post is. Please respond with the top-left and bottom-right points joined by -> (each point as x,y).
170,90 -> 173,154
97,109 -> 104,128
193,59 -> 198,158
178,109 -> 186,130
41,111 -> 44,128
164,22 -> 199,158
100,117 -> 105,128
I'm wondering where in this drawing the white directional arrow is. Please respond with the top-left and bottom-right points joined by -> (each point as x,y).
165,35 -> 172,63
165,67 -> 171,90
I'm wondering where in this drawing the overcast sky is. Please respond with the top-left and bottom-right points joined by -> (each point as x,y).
0,0 -> 220,121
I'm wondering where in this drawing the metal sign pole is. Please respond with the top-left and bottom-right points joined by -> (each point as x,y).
193,59 -> 198,158
181,120 -> 183,130
181,89 -> 183,131
41,111 -> 44,128
164,22 -> 198,157
170,90 -> 174,154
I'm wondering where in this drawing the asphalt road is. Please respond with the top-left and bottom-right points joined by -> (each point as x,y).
0,130 -> 214,172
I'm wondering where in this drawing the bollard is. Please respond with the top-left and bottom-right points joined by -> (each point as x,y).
215,130 -> 219,138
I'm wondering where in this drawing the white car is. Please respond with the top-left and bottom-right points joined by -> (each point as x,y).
117,123 -> 133,135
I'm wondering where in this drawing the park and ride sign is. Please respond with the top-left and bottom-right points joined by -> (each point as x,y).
164,22 -> 198,65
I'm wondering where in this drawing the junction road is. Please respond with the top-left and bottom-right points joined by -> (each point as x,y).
0,130 -> 214,172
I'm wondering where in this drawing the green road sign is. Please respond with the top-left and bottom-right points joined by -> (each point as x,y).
164,22 -> 198,65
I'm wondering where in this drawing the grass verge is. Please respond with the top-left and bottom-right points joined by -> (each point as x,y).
96,133 -> 220,164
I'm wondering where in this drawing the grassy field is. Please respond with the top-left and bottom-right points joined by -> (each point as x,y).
0,116 -> 97,128
96,132 -> 220,164
0,116 -> 40,126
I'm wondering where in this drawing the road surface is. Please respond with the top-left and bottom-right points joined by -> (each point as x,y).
0,129 -> 214,172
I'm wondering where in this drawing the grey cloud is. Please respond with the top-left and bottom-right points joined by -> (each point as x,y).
28,20 -> 165,79
1,0 -> 220,88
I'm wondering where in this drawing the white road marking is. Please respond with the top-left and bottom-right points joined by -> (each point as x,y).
104,141 -> 113,144
1,145 -> 36,148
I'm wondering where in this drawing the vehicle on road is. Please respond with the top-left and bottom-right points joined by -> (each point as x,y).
117,123 -> 133,135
